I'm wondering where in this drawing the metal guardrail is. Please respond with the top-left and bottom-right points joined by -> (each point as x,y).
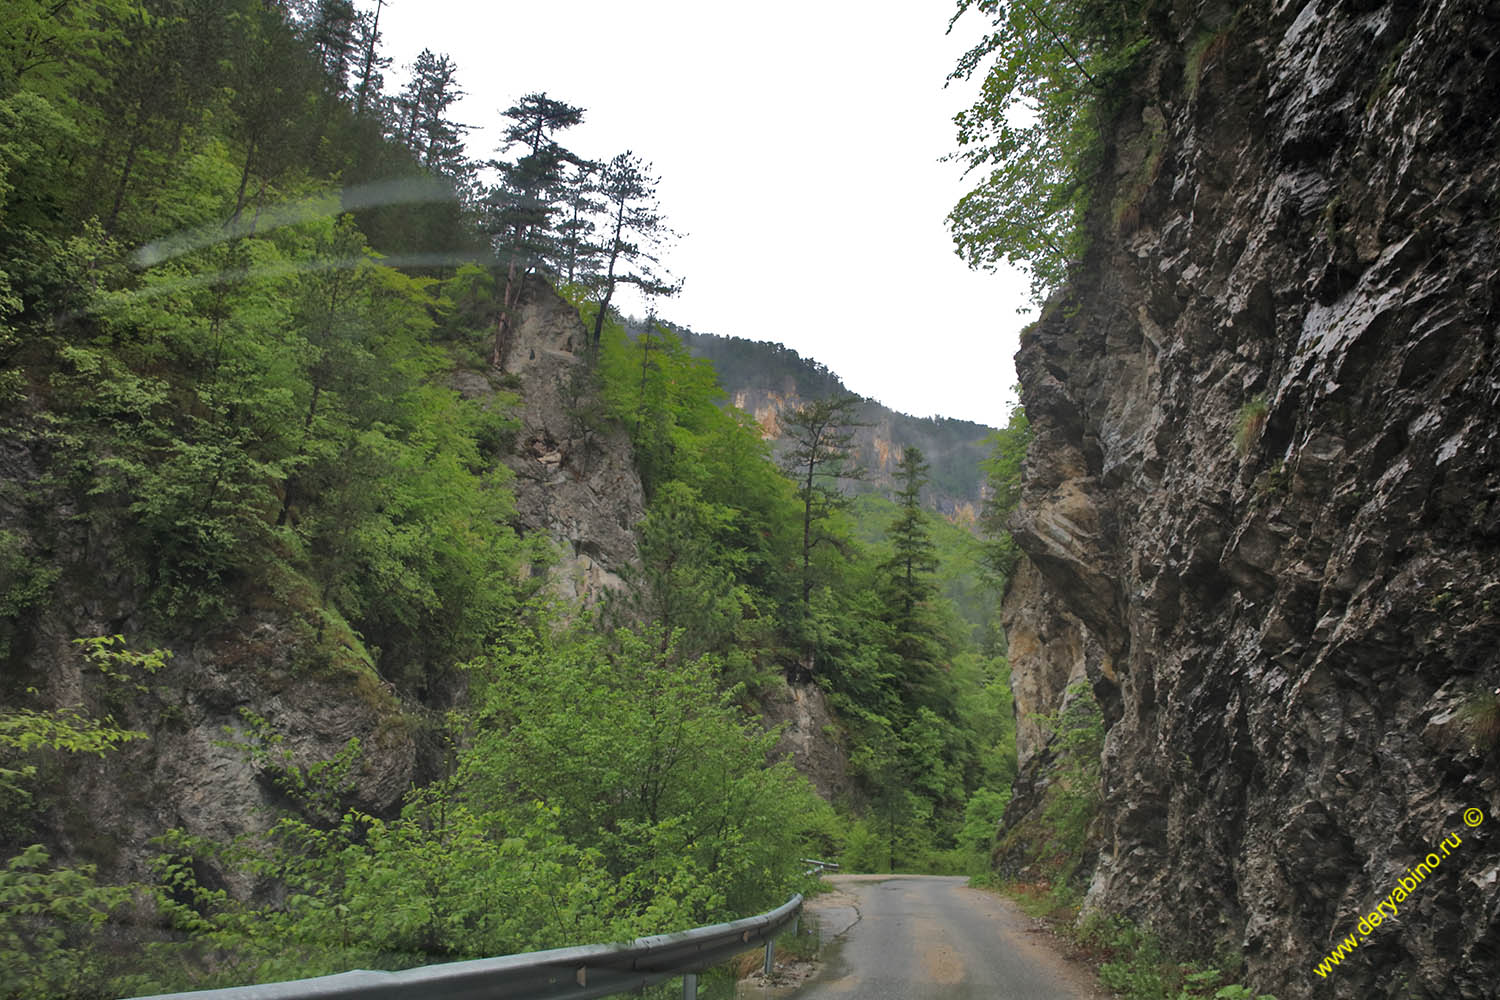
802,857 -> 840,875
123,893 -> 802,1000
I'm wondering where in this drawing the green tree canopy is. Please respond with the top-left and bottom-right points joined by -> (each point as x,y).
948,0 -> 1151,297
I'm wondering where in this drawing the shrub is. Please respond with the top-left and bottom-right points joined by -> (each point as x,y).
1233,396 -> 1268,456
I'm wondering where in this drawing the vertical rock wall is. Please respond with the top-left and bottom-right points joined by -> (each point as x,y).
459,276 -> 646,606
1004,1 -> 1500,996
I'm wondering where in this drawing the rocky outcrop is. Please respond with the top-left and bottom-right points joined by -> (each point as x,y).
1003,1 -> 1500,997
1001,558 -> 1093,764
20,596 -> 416,889
453,277 -> 645,606
758,680 -> 851,802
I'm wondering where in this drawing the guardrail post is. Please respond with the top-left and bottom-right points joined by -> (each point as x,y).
790,914 -> 799,937
763,937 -> 775,977
682,972 -> 698,999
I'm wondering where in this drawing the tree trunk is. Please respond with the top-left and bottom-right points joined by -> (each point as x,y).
228,134 -> 258,227
492,258 -> 522,369
589,201 -> 627,347
106,128 -> 143,234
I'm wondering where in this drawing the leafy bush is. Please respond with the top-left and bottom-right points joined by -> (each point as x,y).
1068,911 -> 1278,1000
0,638 -> 166,1000
948,0 -> 1154,297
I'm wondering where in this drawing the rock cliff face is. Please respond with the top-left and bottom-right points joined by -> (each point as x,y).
757,680 -> 851,803
1001,559 -> 1093,765
16,569 -> 419,890
457,277 -> 645,605
1003,1 -> 1500,997
9,278 -> 648,888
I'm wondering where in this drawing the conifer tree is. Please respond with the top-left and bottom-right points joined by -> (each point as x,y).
482,92 -> 585,367
351,0 -> 390,118
588,151 -> 680,347
780,394 -> 865,678
308,0 -> 359,96
393,49 -> 468,177
883,446 -> 938,619
555,160 -> 603,286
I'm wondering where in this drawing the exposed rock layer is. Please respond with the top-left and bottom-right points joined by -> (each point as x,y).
460,277 -> 646,606
11,278 -> 650,887
1003,1 -> 1500,997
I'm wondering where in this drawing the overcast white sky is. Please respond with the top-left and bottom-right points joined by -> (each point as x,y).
373,0 -> 1029,427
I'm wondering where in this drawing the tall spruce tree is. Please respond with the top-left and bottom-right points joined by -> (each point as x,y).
881,446 -> 943,692
883,446 -> 938,618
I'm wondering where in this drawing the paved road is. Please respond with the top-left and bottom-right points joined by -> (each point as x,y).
787,875 -> 1101,1000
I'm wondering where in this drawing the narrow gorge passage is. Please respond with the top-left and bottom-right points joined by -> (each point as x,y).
790,876 -> 1101,1000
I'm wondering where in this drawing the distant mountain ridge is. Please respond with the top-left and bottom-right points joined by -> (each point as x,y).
668,325 -> 997,524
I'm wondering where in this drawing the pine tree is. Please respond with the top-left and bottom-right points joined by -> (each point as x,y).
308,0 -> 359,96
351,0 -> 390,118
587,151 -> 680,348
393,49 -> 468,176
482,92 -> 585,367
555,160 -> 603,287
780,394 -> 865,678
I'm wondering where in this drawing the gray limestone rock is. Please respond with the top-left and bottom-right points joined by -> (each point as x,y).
1001,1 -> 1500,996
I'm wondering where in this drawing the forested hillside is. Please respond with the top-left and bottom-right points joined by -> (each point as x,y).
671,325 -> 999,518
0,2 -> 1020,996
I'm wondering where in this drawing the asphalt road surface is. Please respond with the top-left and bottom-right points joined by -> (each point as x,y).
787,875 -> 1101,1000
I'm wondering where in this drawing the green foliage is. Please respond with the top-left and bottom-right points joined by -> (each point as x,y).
991,680 -> 1102,907
130,614 -> 829,993
30,191 -> 521,662
0,642 -> 169,1000
1035,683 -> 1103,882
1072,912 -> 1278,1000
633,481 -> 750,662
596,313 -> 802,684
465,623 -> 822,923
956,786 -> 1010,870
949,0 -> 1153,297
1233,395 -> 1268,456
0,844 -> 135,1000
978,396 -> 1030,584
